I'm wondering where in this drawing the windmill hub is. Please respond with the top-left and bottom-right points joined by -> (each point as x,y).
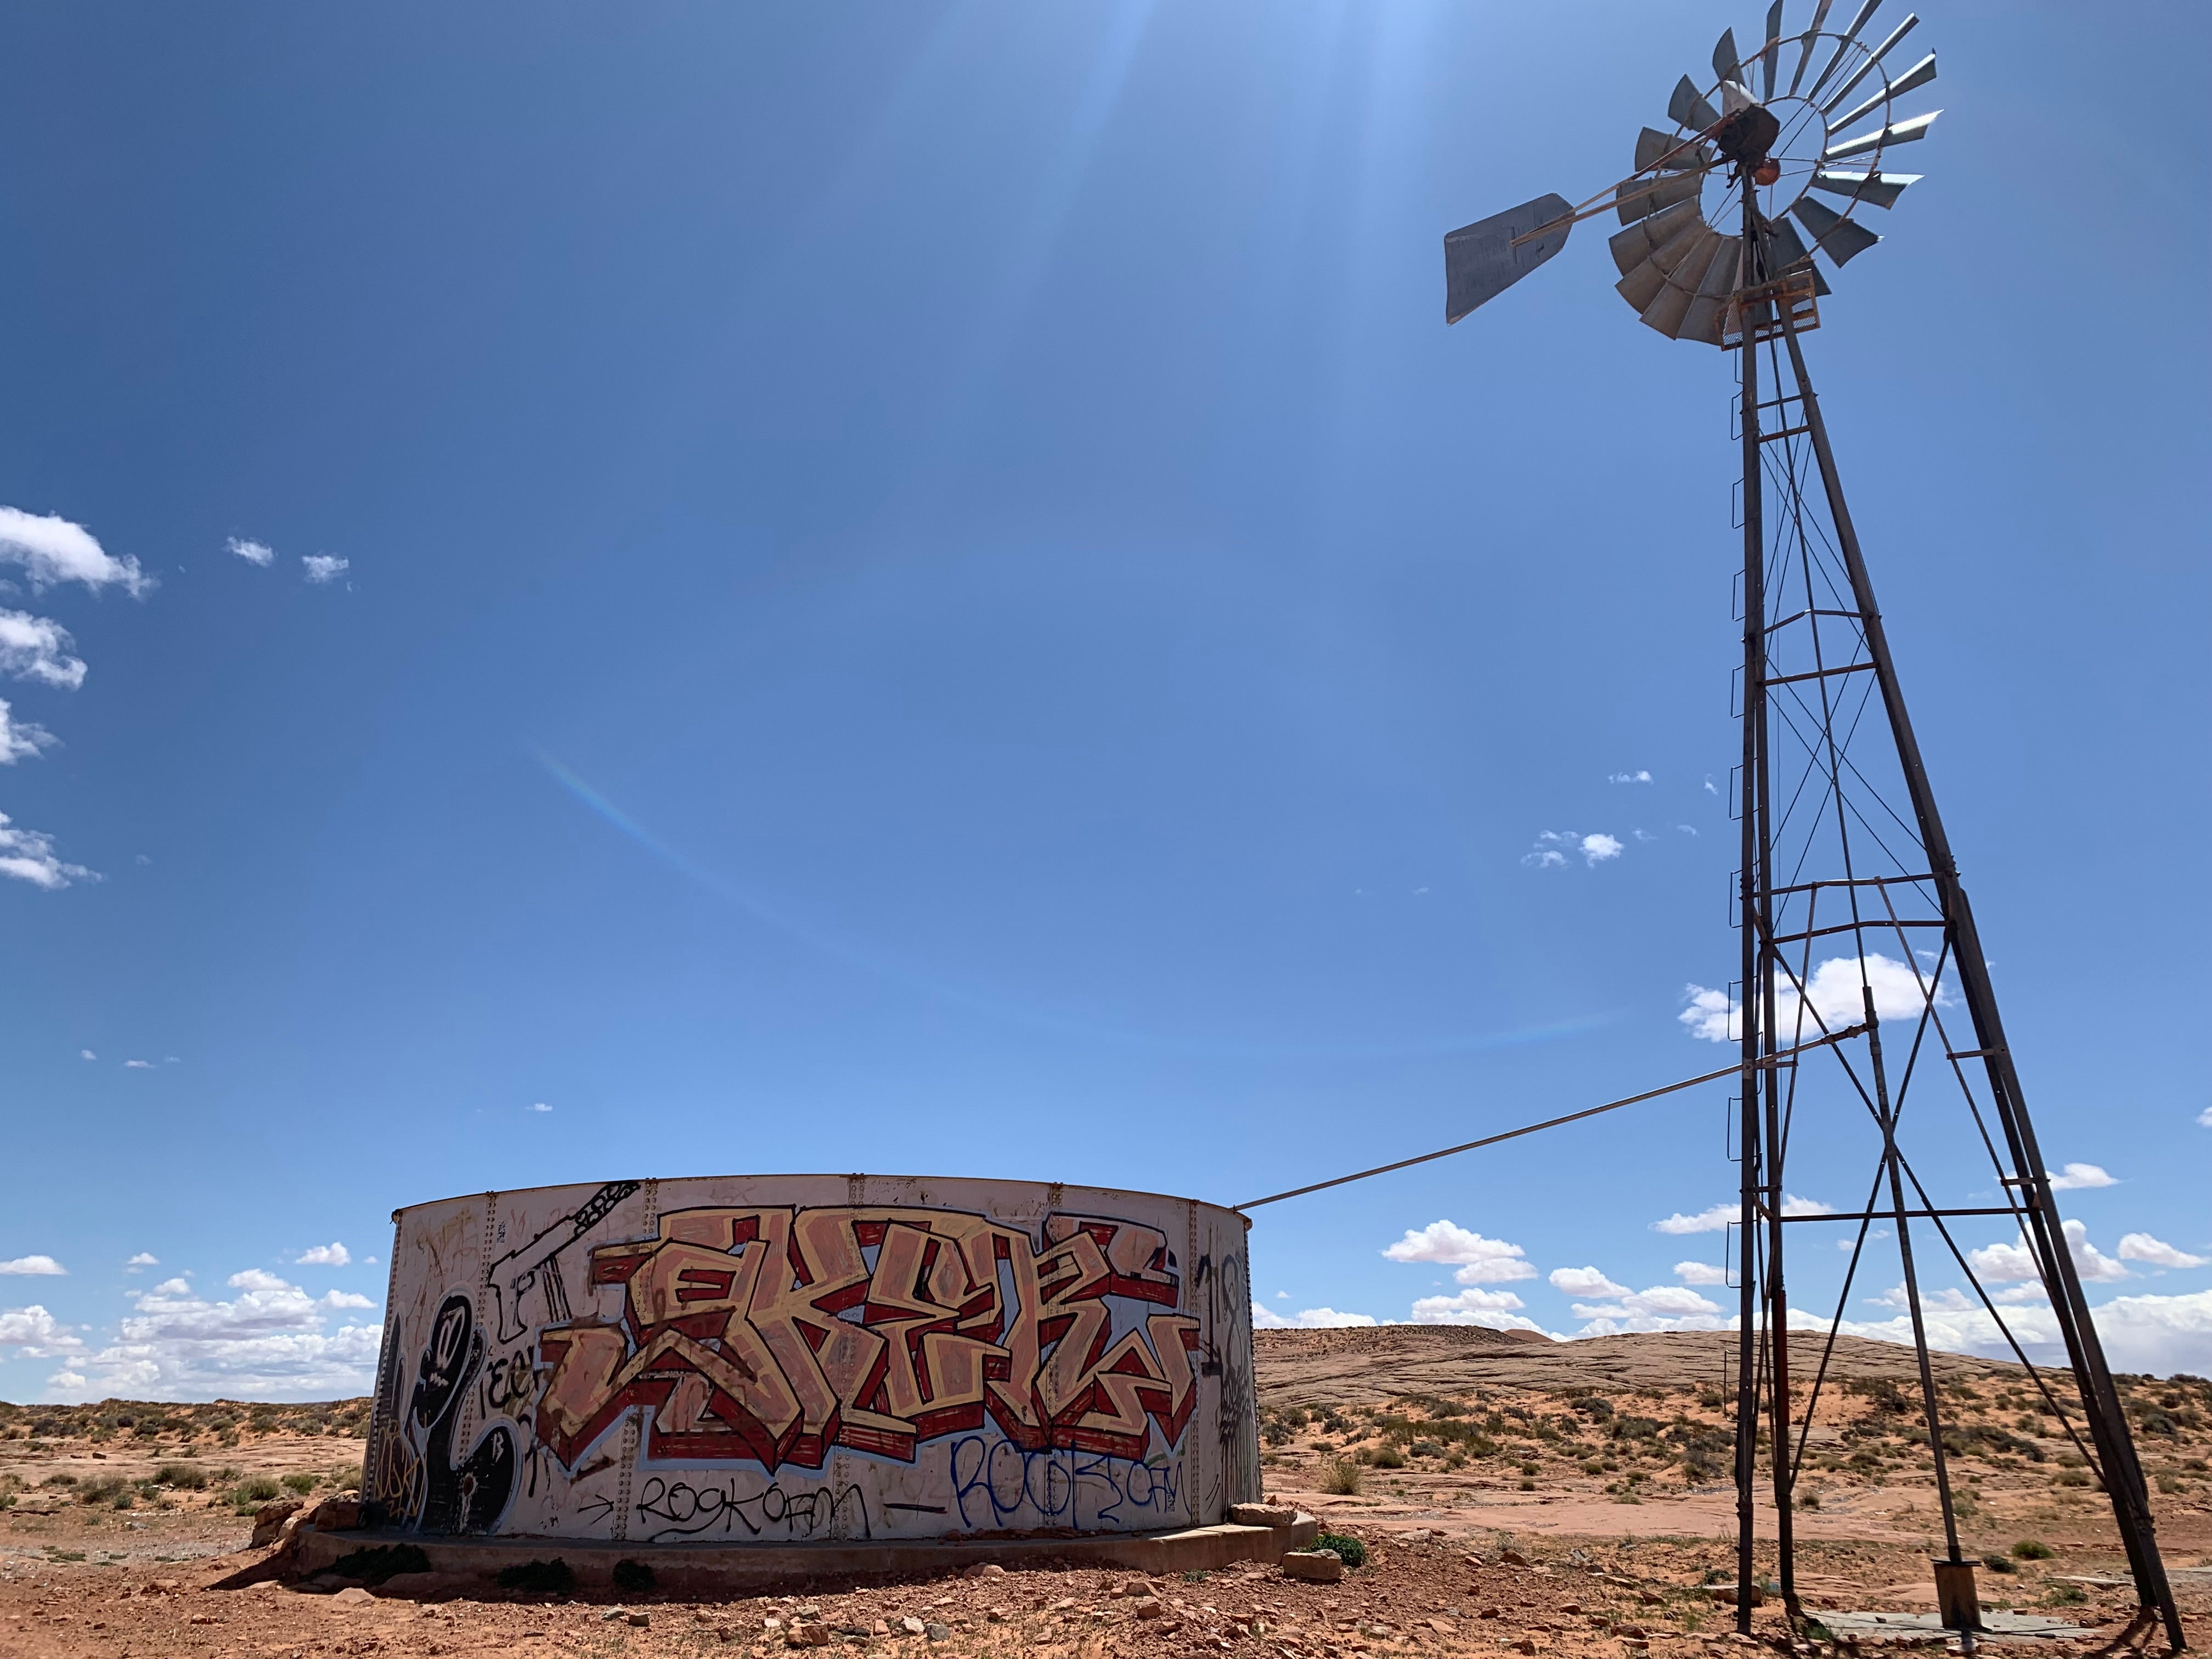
1709,102 -> 1782,168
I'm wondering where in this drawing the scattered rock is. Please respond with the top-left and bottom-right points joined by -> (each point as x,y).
1282,1550 -> 1345,1584
1230,1502 -> 1302,1527
924,1621 -> 952,1641
899,1615 -> 928,1636
308,1497 -> 362,1532
961,1562 -> 1006,1578
1500,1548 -> 1532,1567
786,1624 -> 831,1648
1509,1634 -> 1547,1654
626,1611 -> 651,1628
330,1587 -> 377,1609
1133,1596 -> 1164,1618
249,1499 -> 304,1548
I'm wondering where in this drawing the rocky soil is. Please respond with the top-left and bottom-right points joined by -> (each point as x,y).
2,1338 -> 2208,1656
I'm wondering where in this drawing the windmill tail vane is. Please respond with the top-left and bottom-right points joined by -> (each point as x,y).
1441,3 -> 2186,1651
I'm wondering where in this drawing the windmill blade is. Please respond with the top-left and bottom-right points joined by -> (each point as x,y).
1616,170 -> 1705,224
1827,52 -> 1936,133
1669,76 -> 1721,131
1760,212 -> 1814,272
1820,15 -> 1921,115
1713,27 -> 1742,85
1638,226 -> 1725,338
1443,193 -> 1572,324
1678,234 -> 1747,345
1788,0 -> 1837,94
1759,1 -> 1785,100
1791,194 -> 1881,264
1610,202 -> 1706,311
1808,0 -> 1883,101
1810,168 -> 1920,210
1824,108 -> 1939,160
1635,127 -> 1716,173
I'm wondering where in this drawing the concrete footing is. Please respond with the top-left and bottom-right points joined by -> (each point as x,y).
279,1513 -> 1321,1596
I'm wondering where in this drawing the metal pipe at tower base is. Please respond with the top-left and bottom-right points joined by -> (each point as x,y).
359,1175 -> 1259,1548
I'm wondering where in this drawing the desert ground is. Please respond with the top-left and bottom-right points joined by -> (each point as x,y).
1,1330 -> 2207,1657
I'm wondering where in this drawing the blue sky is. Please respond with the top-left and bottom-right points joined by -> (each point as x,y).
0,2 -> 2205,1401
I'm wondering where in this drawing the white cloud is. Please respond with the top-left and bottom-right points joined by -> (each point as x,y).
1408,1289 -> 1550,1333
2118,1234 -> 2208,1271
0,1305 -> 82,1358
529,1102 -> 552,1113
1381,1222 -> 1537,1283
1677,823 -> 1699,836
1609,770 -> 1653,785
302,554 -> 349,584
1251,1301 -> 1379,1330
1570,1284 -> 1724,1335
1774,1289 -> 2212,1378
124,1059 -> 152,1069
0,812 -> 94,889
1679,952 -> 1951,1044
225,536 -> 275,566
1867,1282 -> 1977,1313
0,698 -> 57,763
1968,1220 -> 2131,1286
294,1242 -> 351,1267
1675,1261 -> 1730,1286
0,609 -> 87,690
79,1048 -> 95,1060
1523,830 -> 1624,869
1549,1266 -> 1632,1299
2198,1107 -> 2211,1129
125,1252 -> 158,1270
0,1255 -> 65,1277
2047,1163 -> 2117,1191
0,507 -> 150,595
1651,1194 -> 1831,1235
47,1266 -> 382,1401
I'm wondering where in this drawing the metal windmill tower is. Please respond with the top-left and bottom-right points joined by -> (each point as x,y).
1443,4 -> 2185,1646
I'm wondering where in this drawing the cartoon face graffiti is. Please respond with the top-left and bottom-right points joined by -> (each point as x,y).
405,1294 -> 518,1534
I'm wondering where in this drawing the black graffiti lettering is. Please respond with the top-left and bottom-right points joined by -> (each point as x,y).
633,1474 -> 870,1543
947,1435 -> 1184,1531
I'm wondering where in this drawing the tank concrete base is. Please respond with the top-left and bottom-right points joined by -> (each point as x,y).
281,1514 -> 1322,1595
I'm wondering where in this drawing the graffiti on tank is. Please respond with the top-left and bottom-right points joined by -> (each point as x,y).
946,1434 -> 1184,1531
532,1206 -> 1200,1476
488,1181 -> 643,1345
404,1295 -> 520,1534
633,1472 -> 871,1543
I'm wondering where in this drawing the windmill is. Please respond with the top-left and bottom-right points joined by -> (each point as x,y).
1442,5 -> 2185,1647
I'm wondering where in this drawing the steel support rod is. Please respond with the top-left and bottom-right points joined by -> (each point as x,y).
1778,325 -> 2183,1650
1732,174 -> 1769,1636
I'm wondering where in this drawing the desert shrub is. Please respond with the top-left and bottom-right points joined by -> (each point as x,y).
1319,1458 -> 1364,1496
1569,1396 -> 1614,1421
155,1462 -> 210,1490
77,1475 -> 129,1506
1411,1441 -> 1442,1459
233,1475 -> 283,1508
1368,1445 -> 1406,1470
41,1474 -> 76,1488
330,1544 -> 430,1586
2012,1539 -> 2054,1560
496,1558 -> 577,1595
2047,1584 -> 2087,1606
1314,1531 -> 1367,1568
611,1559 -> 656,1593
1985,1555 -> 2016,1575
1610,1416 -> 1664,1443
280,1472 -> 315,1496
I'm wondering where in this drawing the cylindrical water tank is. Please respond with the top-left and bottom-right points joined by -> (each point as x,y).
362,1175 -> 1259,1545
